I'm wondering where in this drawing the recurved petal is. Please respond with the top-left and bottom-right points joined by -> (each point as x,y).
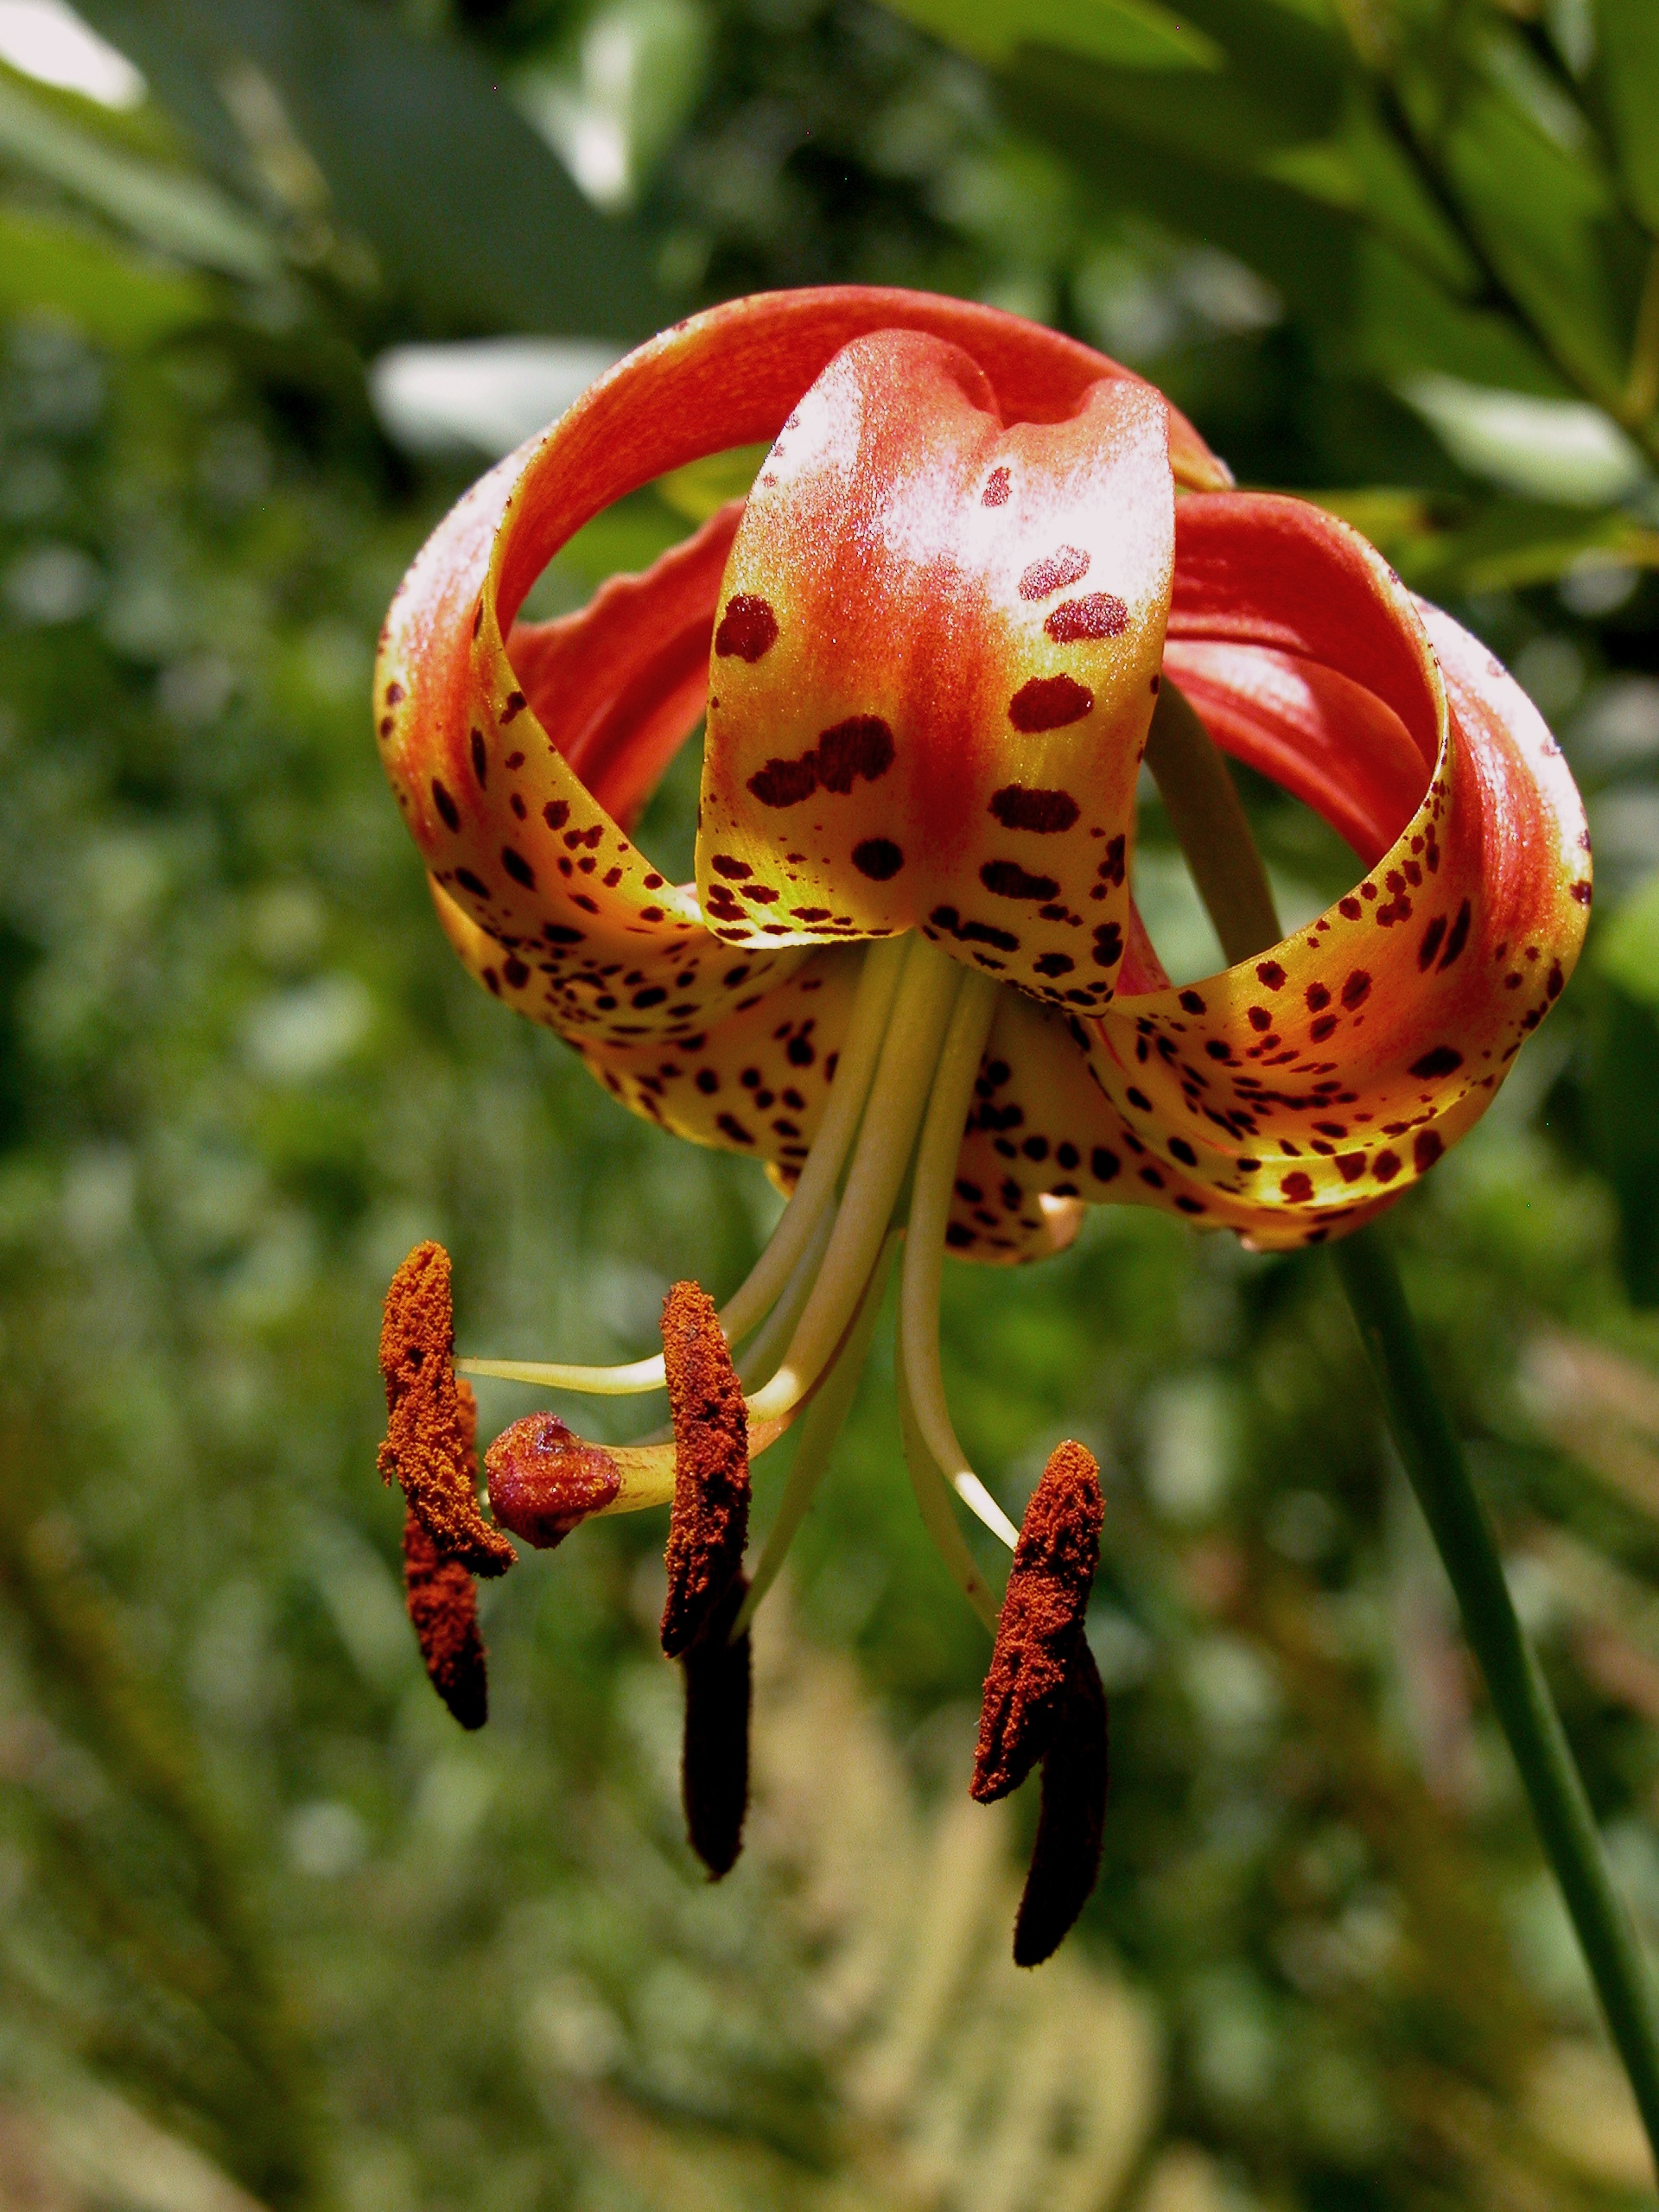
697,331 -> 1172,1009
432,880 -> 861,1180
377,286 -> 1222,1062
1078,496 -> 1588,1243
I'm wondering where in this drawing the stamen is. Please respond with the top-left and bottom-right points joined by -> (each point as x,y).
898,968 -> 1020,1549
401,1373 -> 490,1728
679,1572 -> 752,1878
404,1509 -> 488,1730
378,1243 -> 515,1577
1011,1642 -> 1109,1968
660,1280 -> 751,1658
457,936 -> 906,1398
972,1440 -> 1103,1802
733,1231 -> 899,1637
895,1338 -> 999,1634
747,934 -> 964,1425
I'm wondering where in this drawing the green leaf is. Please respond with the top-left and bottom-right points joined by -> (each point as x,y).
887,0 -> 1224,71
0,202 -> 214,344
1598,874 -> 1659,1010
1440,78 -> 1640,414
1351,236 -> 1572,395
0,66 -> 277,279
1596,0 -> 1659,232
78,0 -> 664,337
1309,486 -> 1659,594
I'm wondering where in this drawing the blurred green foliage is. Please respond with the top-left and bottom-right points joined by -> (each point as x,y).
2,1 -> 1659,2207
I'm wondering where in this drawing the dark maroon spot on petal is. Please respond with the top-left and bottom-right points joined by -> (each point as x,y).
1169,1137 -> 1198,1166
1310,1014 -> 1338,1041
1045,593 -> 1128,643
1418,915 -> 1446,970
1414,1130 -> 1444,1173
1336,1153 -> 1367,1183
470,728 -> 487,785
1438,899 -> 1472,970
715,1113 -> 754,1144
504,957 -> 529,989
1306,982 -> 1330,1012
1019,546 -> 1090,601
1179,989 -> 1205,1014
543,923 -> 583,944
1010,675 -> 1094,732
983,467 -> 1011,507
1341,969 -> 1371,1009
543,799 -> 569,832
1248,1007 -> 1272,1033
1033,951 -> 1076,977
455,867 -> 489,898
715,594 -> 778,661
747,757 -> 818,808
1281,1171 -> 1313,1202
1374,1150 -> 1402,1181
431,779 -> 460,832
1409,1045 -> 1463,1079
982,859 -> 1060,900
1126,1086 -> 1152,1111
499,690 -> 526,725
853,837 -> 904,880
501,847 -> 535,888
1256,961 -> 1286,988
1091,922 -> 1123,969
1571,880 -> 1592,905
816,715 -> 894,793
712,855 -> 752,880
989,785 -> 1080,834
1547,961 -> 1564,999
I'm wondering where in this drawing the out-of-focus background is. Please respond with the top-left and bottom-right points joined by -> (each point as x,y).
1,0 -> 1658,2204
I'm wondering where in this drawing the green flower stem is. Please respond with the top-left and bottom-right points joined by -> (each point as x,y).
1147,680 -> 1659,2166
1333,1230 -> 1659,2158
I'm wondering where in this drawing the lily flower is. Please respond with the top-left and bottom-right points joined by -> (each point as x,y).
372,288 -> 1588,1954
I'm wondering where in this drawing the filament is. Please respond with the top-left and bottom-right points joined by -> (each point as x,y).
459,935 -> 906,1398
894,1327 -> 999,1635
746,934 -> 964,1425
897,969 -> 1019,1551
732,1232 -> 899,1638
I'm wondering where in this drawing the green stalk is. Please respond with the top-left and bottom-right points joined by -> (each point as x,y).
1147,682 -> 1659,2165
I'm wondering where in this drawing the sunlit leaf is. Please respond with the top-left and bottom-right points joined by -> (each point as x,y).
1595,0 -> 1659,232
887,0 -> 1224,71
0,63 -> 277,278
0,200 -> 213,342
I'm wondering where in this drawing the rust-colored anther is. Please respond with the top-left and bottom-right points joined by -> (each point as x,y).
401,1376 -> 490,1727
680,1573 -> 753,1878
486,1411 -> 620,1548
404,1506 -> 488,1729
378,1242 -> 515,1577
972,1440 -> 1103,1802
659,1280 -> 750,1658
1013,1640 -> 1109,1967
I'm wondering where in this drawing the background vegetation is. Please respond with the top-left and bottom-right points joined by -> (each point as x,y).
2,0 -> 1658,2204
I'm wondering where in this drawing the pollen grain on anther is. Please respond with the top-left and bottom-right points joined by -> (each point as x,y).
402,1375 -> 490,1729
378,1241 -> 516,1577
972,1439 -> 1102,1802
660,1280 -> 751,1658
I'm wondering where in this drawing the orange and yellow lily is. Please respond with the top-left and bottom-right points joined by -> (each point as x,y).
372,286 -> 1587,1950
